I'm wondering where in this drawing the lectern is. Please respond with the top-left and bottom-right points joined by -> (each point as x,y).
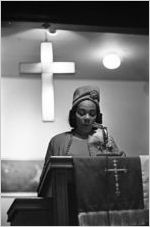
8,156 -> 149,226
37,156 -> 78,226
37,156 -> 149,226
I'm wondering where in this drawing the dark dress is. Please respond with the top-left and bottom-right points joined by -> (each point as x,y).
43,129 -> 122,168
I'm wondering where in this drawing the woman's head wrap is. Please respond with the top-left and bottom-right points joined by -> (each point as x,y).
72,85 -> 100,108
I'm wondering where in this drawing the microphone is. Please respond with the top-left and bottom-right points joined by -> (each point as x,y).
92,122 -> 108,147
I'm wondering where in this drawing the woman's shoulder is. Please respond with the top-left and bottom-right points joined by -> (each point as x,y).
50,131 -> 72,143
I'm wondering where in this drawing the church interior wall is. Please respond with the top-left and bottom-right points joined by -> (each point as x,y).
2,77 -> 149,159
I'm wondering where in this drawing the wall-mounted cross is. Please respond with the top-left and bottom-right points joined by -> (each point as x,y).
20,42 -> 75,122
105,159 -> 127,196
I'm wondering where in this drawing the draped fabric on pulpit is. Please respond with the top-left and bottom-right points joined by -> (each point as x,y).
73,156 -> 149,226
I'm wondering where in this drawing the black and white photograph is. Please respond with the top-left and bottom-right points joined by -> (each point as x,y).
1,1 -> 149,226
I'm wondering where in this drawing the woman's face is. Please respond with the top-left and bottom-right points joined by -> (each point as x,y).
75,100 -> 97,135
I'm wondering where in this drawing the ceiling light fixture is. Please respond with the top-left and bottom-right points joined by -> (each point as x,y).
42,23 -> 56,34
102,53 -> 121,69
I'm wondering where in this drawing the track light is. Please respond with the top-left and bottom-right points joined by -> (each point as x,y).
42,23 -> 56,34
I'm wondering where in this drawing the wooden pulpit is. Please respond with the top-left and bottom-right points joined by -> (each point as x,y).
37,155 -> 149,226
8,156 -> 149,226
37,156 -> 78,226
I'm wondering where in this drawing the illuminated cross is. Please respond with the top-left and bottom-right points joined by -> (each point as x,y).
105,159 -> 127,196
20,42 -> 75,121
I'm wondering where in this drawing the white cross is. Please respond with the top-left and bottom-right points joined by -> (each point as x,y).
20,42 -> 75,121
